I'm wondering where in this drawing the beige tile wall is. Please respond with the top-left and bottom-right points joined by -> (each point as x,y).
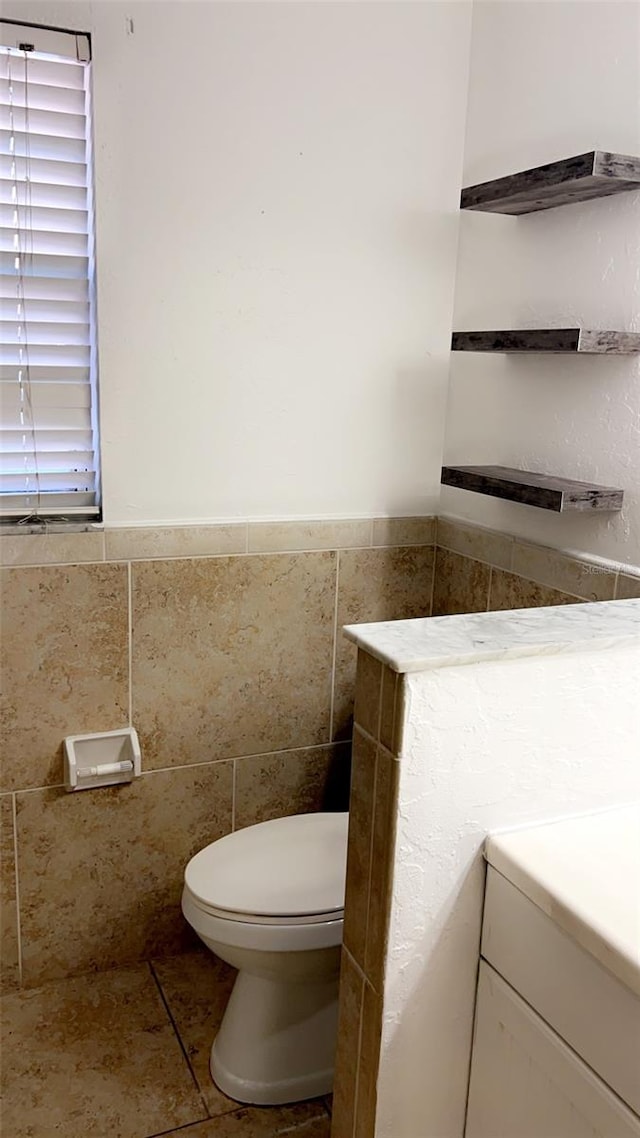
0,518 -> 434,988
3,511 -> 636,992
332,650 -> 402,1138
333,545 -> 434,739
0,795 -> 19,992
434,516 -> 640,615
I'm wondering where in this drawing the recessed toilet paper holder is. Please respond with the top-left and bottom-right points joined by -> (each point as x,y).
64,728 -> 141,791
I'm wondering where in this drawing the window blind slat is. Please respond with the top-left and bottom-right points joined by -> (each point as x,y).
1,252 -> 89,279
0,178 -> 86,210
0,79 -> 85,115
0,342 -> 90,366
1,227 -> 87,257
0,493 -> 98,516
0,128 -> 85,163
1,380 -> 91,408
0,107 -> 86,141
1,427 -> 93,451
1,448 -> 93,472
1,364 -> 89,384
1,405 -> 91,430
1,320 -> 90,345
0,274 -> 87,302
1,297 -> 89,322
1,468 -> 95,492
0,204 -> 88,234
0,154 -> 86,186
0,54 -> 85,90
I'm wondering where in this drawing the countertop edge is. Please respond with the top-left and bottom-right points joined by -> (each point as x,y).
343,599 -> 640,675
484,810 -> 640,999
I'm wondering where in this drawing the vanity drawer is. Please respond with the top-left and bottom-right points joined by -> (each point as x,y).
481,867 -> 640,1115
466,962 -> 640,1138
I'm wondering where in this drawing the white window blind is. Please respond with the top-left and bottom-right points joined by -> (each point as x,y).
0,20 -> 100,522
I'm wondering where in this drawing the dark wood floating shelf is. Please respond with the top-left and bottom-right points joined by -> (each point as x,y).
441,465 -> 624,513
460,151 -> 640,215
451,329 -> 640,355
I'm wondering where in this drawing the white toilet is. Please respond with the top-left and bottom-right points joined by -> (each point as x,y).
181,811 -> 349,1106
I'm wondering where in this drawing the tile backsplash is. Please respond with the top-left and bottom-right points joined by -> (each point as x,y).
1,512 -> 638,991
433,515 -> 639,615
0,517 -> 435,989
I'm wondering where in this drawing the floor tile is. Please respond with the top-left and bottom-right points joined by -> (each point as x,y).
151,947 -> 238,1117
0,963 -> 207,1137
158,1102 -> 330,1137
152,950 -> 331,1134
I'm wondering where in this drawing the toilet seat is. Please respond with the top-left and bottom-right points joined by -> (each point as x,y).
184,892 -> 343,926
182,888 -> 344,954
184,811 -> 349,922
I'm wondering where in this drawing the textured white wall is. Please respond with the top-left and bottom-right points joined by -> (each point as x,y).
443,0 -> 640,569
4,0 -> 472,524
376,641 -> 640,1138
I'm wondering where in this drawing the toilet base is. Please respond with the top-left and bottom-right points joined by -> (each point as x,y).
210,967 -> 340,1105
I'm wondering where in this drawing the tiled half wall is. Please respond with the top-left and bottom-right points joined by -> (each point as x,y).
434,515 -> 640,615
0,518 -> 435,991
332,520 -> 639,1138
332,653 -> 401,1138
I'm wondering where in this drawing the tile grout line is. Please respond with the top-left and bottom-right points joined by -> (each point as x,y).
127,560 -> 133,726
11,791 -> 23,986
11,738 -> 354,797
613,569 -> 621,599
353,722 -> 378,751
231,759 -> 237,832
362,731 -> 380,979
439,526 -> 627,590
429,544 -> 437,615
2,537 -> 450,569
144,1108 -> 247,1138
507,532 -> 515,574
351,969 -> 366,1138
328,551 -> 341,742
147,959 -> 210,1115
438,540 -> 515,574
438,542 -> 600,603
145,1102 -> 331,1138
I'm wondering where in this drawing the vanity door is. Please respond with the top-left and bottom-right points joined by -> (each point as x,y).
466,963 -> 640,1138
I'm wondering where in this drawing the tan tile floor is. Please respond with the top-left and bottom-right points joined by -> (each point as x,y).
0,948 -> 332,1138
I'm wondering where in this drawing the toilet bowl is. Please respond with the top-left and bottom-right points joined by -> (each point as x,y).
181,811 -> 349,1106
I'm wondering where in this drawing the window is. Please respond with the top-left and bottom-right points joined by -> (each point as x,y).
0,19 -> 100,524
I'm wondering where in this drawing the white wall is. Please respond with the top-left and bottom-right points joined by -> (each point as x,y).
443,0 -> 640,570
4,0 -> 472,524
377,639 -> 640,1138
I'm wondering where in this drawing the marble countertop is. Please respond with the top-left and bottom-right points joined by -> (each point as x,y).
485,805 -> 640,995
343,598 -> 640,674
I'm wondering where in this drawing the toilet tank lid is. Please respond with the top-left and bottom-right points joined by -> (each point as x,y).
184,812 -> 349,918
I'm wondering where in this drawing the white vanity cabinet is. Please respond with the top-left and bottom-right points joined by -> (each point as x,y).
465,807 -> 640,1138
